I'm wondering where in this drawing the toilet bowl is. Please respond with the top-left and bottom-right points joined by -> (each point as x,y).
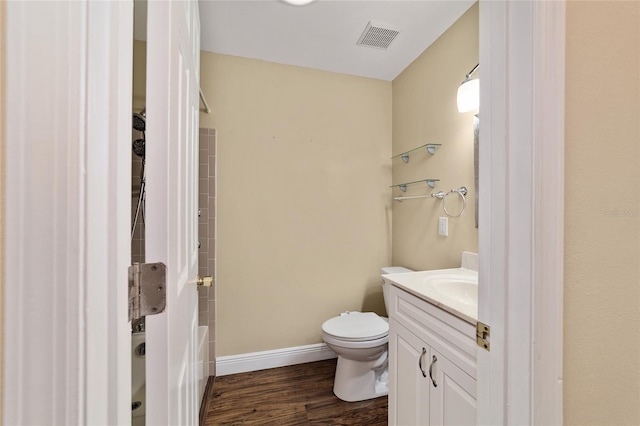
322,312 -> 390,402
321,266 -> 412,402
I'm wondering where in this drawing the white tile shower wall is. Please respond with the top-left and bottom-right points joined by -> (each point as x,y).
198,128 -> 217,377
130,127 -> 217,374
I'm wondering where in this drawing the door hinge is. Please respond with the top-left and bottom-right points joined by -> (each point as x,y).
476,321 -> 490,351
129,262 -> 167,322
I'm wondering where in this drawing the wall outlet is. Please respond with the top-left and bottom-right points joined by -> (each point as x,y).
438,217 -> 448,236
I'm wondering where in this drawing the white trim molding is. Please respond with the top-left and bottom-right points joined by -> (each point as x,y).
216,343 -> 337,376
477,0 -> 565,425
84,2 -> 133,425
531,2 -> 565,424
3,1 -> 132,424
4,3 -> 88,424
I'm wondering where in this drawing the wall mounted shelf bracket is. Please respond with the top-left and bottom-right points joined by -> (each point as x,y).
392,143 -> 441,163
390,178 -> 439,192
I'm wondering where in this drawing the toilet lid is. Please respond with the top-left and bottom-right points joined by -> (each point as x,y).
322,312 -> 389,341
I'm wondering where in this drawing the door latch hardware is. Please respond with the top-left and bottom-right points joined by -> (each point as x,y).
197,275 -> 213,287
476,321 -> 490,351
129,262 -> 167,321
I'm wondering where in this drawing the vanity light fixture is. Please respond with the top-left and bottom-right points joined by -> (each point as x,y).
457,63 -> 480,113
279,0 -> 318,5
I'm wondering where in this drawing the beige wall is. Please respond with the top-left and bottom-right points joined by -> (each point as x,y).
564,1 -> 640,424
200,53 -> 392,356
391,4 -> 479,270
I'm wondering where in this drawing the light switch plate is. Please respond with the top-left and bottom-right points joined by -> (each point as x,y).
438,217 -> 448,236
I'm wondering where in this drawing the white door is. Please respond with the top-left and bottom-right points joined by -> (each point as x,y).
144,1 -> 201,424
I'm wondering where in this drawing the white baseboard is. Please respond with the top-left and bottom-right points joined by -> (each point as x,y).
215,343 -> 337,376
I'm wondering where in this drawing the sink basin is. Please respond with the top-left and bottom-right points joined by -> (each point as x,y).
382,268 -> 479,322
426,277 -> 478,306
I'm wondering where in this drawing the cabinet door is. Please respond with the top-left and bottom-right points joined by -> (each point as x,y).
428,348 -> 477,425
389,319 -> 430,426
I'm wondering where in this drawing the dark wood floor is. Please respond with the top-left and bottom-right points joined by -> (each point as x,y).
203,359 -> 388,425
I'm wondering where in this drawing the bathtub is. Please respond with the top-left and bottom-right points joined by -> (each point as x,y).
131,326 -> 210,425
131,332 -> 146,426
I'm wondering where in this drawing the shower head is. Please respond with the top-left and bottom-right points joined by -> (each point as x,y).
132,139 -> 146,158
133,112 -> 146,132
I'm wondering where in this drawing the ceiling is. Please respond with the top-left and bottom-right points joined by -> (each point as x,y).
135,0 -> 475,81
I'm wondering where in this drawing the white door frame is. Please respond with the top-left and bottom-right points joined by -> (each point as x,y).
3,1 -> 132,424
477,1 -> 565,424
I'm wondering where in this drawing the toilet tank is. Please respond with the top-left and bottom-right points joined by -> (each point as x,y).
381,266 -> 413,314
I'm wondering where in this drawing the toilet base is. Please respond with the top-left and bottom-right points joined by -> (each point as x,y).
332,353 -> 388,402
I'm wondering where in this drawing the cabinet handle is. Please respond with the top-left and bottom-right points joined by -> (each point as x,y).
418,347 -> 427,377
429,355 -> 438,387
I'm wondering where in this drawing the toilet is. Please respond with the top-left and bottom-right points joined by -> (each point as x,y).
321,266 -> 413,402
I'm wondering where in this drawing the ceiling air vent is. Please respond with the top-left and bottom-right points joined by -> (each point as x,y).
356,21 -> 400,50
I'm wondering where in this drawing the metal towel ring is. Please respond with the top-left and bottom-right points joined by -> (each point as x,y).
443,187 -> 467,218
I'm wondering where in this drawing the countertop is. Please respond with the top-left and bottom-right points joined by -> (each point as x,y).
383,267 -> 478,324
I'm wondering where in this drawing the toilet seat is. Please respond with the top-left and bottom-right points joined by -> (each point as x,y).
321,312 -> 388,342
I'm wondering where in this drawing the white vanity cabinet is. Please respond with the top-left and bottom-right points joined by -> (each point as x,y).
388,283 -> 477,426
